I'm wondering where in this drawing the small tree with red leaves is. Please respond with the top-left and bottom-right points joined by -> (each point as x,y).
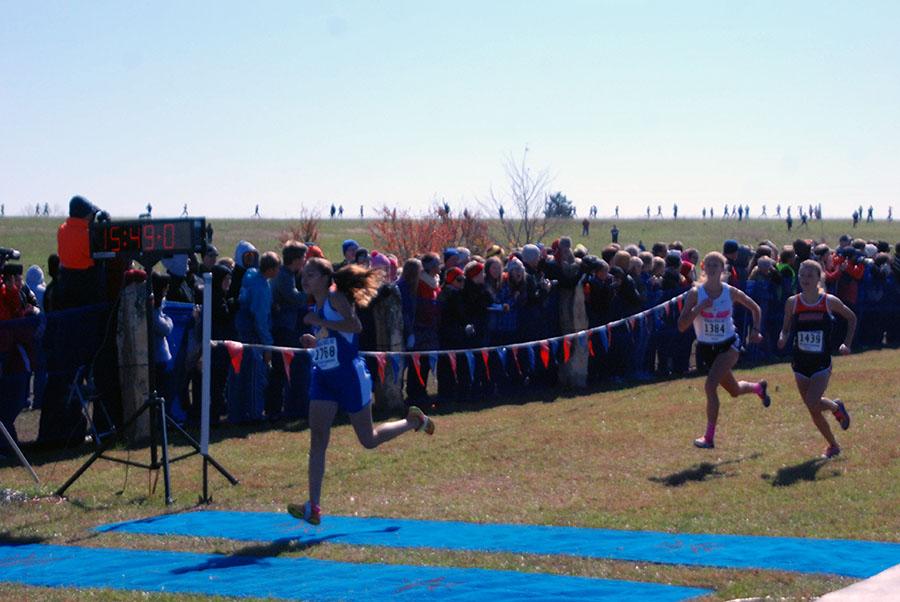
368,203 -> 492,260
278,209 -> 320,246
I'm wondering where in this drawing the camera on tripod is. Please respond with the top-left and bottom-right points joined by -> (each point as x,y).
0,246 -> 21,267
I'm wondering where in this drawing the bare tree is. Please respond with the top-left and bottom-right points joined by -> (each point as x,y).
482,147 -> 553,248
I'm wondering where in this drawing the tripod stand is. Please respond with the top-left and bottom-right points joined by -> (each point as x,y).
67,365 -> 116,449
57,256 -> 237,504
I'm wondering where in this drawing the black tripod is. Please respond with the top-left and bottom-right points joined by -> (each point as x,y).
57,255 -> 237,504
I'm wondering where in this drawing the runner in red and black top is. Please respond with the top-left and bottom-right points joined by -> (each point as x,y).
778,259 -> 856,459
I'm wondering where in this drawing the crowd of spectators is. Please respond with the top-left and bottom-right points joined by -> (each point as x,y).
3,201 -> 900,457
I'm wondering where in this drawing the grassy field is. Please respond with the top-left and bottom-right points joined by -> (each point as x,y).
2,215 -> 898,274
2,216 -> 899,600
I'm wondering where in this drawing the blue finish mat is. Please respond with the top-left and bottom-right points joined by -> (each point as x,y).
0,543 -> 709,601
98,510 -> 900,578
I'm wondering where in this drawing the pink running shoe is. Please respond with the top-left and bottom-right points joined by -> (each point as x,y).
822,445 -> 841,459
758,380 -> 771,408
832,400 -> 850,431
693,436 -> 715,449
288,501 -> 322,525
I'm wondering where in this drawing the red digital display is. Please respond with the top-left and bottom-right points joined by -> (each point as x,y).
90,218 -> 205,258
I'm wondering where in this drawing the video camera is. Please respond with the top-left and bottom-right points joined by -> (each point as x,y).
0,246 -> 21,268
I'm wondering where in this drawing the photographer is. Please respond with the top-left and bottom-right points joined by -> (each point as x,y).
56,195 -> 109,309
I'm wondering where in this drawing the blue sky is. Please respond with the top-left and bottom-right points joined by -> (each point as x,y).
2,1 -> 898,218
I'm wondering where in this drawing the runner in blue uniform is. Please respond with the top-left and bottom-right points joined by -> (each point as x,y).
777,260 -> 855,458
288,258 -> 434,524
678,252 -> 771,449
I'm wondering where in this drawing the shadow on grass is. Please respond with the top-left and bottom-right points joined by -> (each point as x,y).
649,454 -> 762,487
761,458 -> 842,487
167,525 -> 403,575
0,531 -> 46,546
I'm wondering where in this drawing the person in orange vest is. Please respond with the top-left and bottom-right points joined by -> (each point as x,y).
56,196 -> 108,309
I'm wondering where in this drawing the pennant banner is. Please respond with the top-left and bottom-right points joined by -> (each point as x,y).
281,350 -> 294,383
411,353 -> 425,387
448,352 -> 458,381
391,355 -> 403,384
539,341 -> 550,369
563,337 -> 571,363
223,341 -> 244,374
375,353 -> 387,383
481,349 -> 491,381
465,351 -> 476,383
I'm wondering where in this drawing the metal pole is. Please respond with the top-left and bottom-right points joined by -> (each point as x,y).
201,272 -> 211,456
0,420 -> 39,484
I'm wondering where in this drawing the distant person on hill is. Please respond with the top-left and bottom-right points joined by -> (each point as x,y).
181,203 -> 188,216
738,205 -> 744,221
253,204 -> 261,218
867,206 -> 874,223
702,208 -> 707,219
673,203 -> 678,220
330,204 -> 336,218
851,211 -> 859,228
723,204 -> 729,219
338,205 -> 344,217
288,258 -> 434,525
786,214 -> 793,231
777,260 -> 855,458
646,206 -> 650,219
360,205 -> 364,218
656,205 -> 662,218
678,251 -> 770,450
582,217 -> 590,237
498,204 -> 505,220
761,204 -> 767,216
610,224 -> 619,244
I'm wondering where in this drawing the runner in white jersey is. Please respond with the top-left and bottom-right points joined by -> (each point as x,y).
678,251 -> 771,449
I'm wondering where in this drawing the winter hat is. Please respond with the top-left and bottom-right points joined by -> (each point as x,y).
370,251 -> 391,271
464,261 -> 484,279
864,244 -> 877,258
723,239 -> 739,255
68,195 -> 96,218
506,257 -> 525,273
445,267 -> 464,285
341,239 -> 359,254
522,244 -> 540,264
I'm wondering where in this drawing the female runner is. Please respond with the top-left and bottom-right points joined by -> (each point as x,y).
777,259 -> 854,458
678,252 -> 771,449
288,258 -> 434,524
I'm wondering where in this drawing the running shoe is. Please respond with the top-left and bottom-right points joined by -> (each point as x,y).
822,444 -> 841,459
832,399 -> 851,430
287,501 -> 321,525
407,406 -> 435,435
758,380 -> 771,408
693,436 -> 715,449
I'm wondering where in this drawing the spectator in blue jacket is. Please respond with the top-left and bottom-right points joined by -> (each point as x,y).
230,251 -> 279,423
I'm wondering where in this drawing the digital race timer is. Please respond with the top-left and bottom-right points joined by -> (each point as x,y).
90,217 -> 208,259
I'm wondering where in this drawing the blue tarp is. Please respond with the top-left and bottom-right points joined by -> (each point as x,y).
0,543 -> 710,601
98,510 -> 900,578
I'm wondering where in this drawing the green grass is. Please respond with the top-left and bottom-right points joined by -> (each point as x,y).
2,348 -> 899,600
2,216 -> 899,600
2,215 -> 898,274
